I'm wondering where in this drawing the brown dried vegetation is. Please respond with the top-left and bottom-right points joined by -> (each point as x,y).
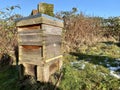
63,14 -> 103,52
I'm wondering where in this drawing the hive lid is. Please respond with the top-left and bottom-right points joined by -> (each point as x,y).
16,13 -> 63,28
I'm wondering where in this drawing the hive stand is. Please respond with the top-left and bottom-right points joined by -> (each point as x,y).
16,13 -> 63,82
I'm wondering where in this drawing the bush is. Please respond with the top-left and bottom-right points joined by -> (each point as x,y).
0,6 -> 22,59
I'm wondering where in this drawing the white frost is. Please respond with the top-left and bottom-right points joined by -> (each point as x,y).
109,66 -> 120,79
81,64 -> 85,69
109,66 -> 120,71
71,61 -> 86,70
110,71 -> 120,79
116,58 -> 120,61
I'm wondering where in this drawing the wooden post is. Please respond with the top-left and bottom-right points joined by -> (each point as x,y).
37,65 -> 50,82
37,66 -> 43,81
23,63 -> 35,77
37,65 -> 49,82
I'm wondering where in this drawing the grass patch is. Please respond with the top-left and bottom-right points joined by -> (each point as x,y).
60,42 -> 120,90
0,66 -> 20,90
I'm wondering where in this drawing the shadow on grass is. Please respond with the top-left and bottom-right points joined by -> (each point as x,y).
116,42 -> 120,47
19,75 -> 60,90
70,51 -> 120,67
69,42 -> 120,67
0,65 -> 19,90
0,52 -> 60,90
102,41 -> 120,47
0,65 -> 60,90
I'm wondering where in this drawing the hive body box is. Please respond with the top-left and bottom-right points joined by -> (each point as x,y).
16,14 -> 63,82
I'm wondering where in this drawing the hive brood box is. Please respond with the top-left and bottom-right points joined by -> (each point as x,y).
16,13 -> 63,82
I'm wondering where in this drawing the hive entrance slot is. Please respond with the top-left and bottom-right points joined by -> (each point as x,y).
18,25 -> 41,30
34,65 -> 37,79
22,45 -> 41,50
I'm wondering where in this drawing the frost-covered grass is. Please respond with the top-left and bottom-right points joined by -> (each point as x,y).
60,42 -> 120,90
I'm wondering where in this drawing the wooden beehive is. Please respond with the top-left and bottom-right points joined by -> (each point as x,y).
16,13 -> 63,82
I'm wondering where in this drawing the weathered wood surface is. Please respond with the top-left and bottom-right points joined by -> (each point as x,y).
16,14 -> 63,28
46,44 -> 61,59
23,63 -> 36,76
37,58 -> 61,82
45,34 -> 61,45
49,60 -> 59,75
18,34 -> 61,46
18,30 -> 44,45
18,29 -> 43,34
42,24 -> 62,35
37,65 -> 50,82
16,12 -> 63,82
19,46 -> 44,65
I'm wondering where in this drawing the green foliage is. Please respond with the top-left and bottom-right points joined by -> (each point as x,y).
56,7 -> 78,18
103,17 -> 120,40
60,63 -> 120,90
0,67 -> 20,90
0,6 -> 22,56
38,3 -> 54,16
60,43 -> 120,90
0,5 -> 21,19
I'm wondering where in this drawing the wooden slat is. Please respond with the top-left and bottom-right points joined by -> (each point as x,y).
45,55 -> 62,63
49,61 -> 59,75
16,14 -> 64,28
45,34 -> 61,44
46,44 -> 62,59
19,60 -> 44,66
19,41 -> 43,45
18,29 -> 44,34
18,29 -> 46,45
42,24 -> 62,35
18,34 -> 43,42
19,45 -> 43,65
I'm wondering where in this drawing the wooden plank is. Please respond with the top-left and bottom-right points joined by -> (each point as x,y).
18,29 -> 44,34
23,63 -> 36,76
45,34 -> 61,44
16,17 -> 43,26
16,14 -> 63,28
46,44 -> 62,59
37,65 -> 50,82
19,41 -> 43,45
19,57 -> 42,64
19,45 -> 43,65
49,61 -> 59,75
42,17 -> 63,28
37,66 -> 44,81
43,65 -> 50,82
45,55 -> 63,63
19,61 -> 44,66
18,29 -> 45,45
42,24 -> 62,35
18,34 -> 43,42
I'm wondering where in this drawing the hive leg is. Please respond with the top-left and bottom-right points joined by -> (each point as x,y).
37,65 -> 50,82
23,63 -> 35,77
